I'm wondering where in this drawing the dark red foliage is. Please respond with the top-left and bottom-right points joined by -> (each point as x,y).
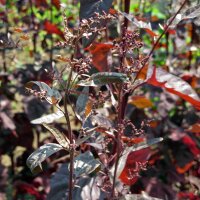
44,21 -> 64,39
119,148 -> 150,185
15,182 -> 45,200
86,43 -> 113,72
147,66 -> 200,110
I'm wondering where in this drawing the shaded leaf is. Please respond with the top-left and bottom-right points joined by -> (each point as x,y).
26,143 -> 63,174
47,163 -> 105,200
80,0 -> 114,47
25,81 -> 62,105
146,66 -> 200,110
42,123 -> 69,149
73,151 -> 101,177
31,110 -> 64,124
0,112 -> 16,130
86,43 -> 113,72
76,130 -> 96,146
75,86 -> 90,121
176,161 -> 194,174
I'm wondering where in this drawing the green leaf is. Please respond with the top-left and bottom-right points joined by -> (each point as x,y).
31,110 -> 64,124
72,151 -> 101,177
42,123 -> 70,149
25,81 -> 62,105
26,143 -> 63,174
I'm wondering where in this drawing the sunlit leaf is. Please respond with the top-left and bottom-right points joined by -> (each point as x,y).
120,12 -> 157,37
72,151 -> 101,177
31,110 -> 64,124
167,4 -> 200,28
26,143 -> 63,174
120,194 -> 162,200
129,96 -> 153,109
13,27 -> 23,33
44,20 -> 64,39
25,81 -> 62,105
20,34 -> 30,40
42,123 -> 69,149
146,66 -> 200,110
186,122 -> 200,133
182,135 -> 200,156
55,55 -> 70,62
111,137 -> 163,184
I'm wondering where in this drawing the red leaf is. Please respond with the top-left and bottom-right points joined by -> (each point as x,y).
146,66 -> 200,110
15,182 -> 43,200
86,43 -> 113,72
0,0 -> 6,5
119,148 -> 150,185
33,0 -> 48,7
176,161 -> 194,174
182,135 -> 200,156
44,21 -> 64,39
52,0 -> 60,9
178,192 -> 199,200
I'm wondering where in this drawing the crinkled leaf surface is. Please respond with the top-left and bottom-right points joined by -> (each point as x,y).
42,123 -> 69,149
146,66 -> 200,110
31,110 -> 64,124
78,72 -> 127,86
80,0 -> 114,47
25,81 -> 62,105
72,151 -> 101,177
26,143 -> 63,174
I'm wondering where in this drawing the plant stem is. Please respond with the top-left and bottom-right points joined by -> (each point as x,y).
50,0 -> 53,66
134,0 -> 188,82
111,0 -> 130,198
64,40 -> 79,200
63,68 -> 74,200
